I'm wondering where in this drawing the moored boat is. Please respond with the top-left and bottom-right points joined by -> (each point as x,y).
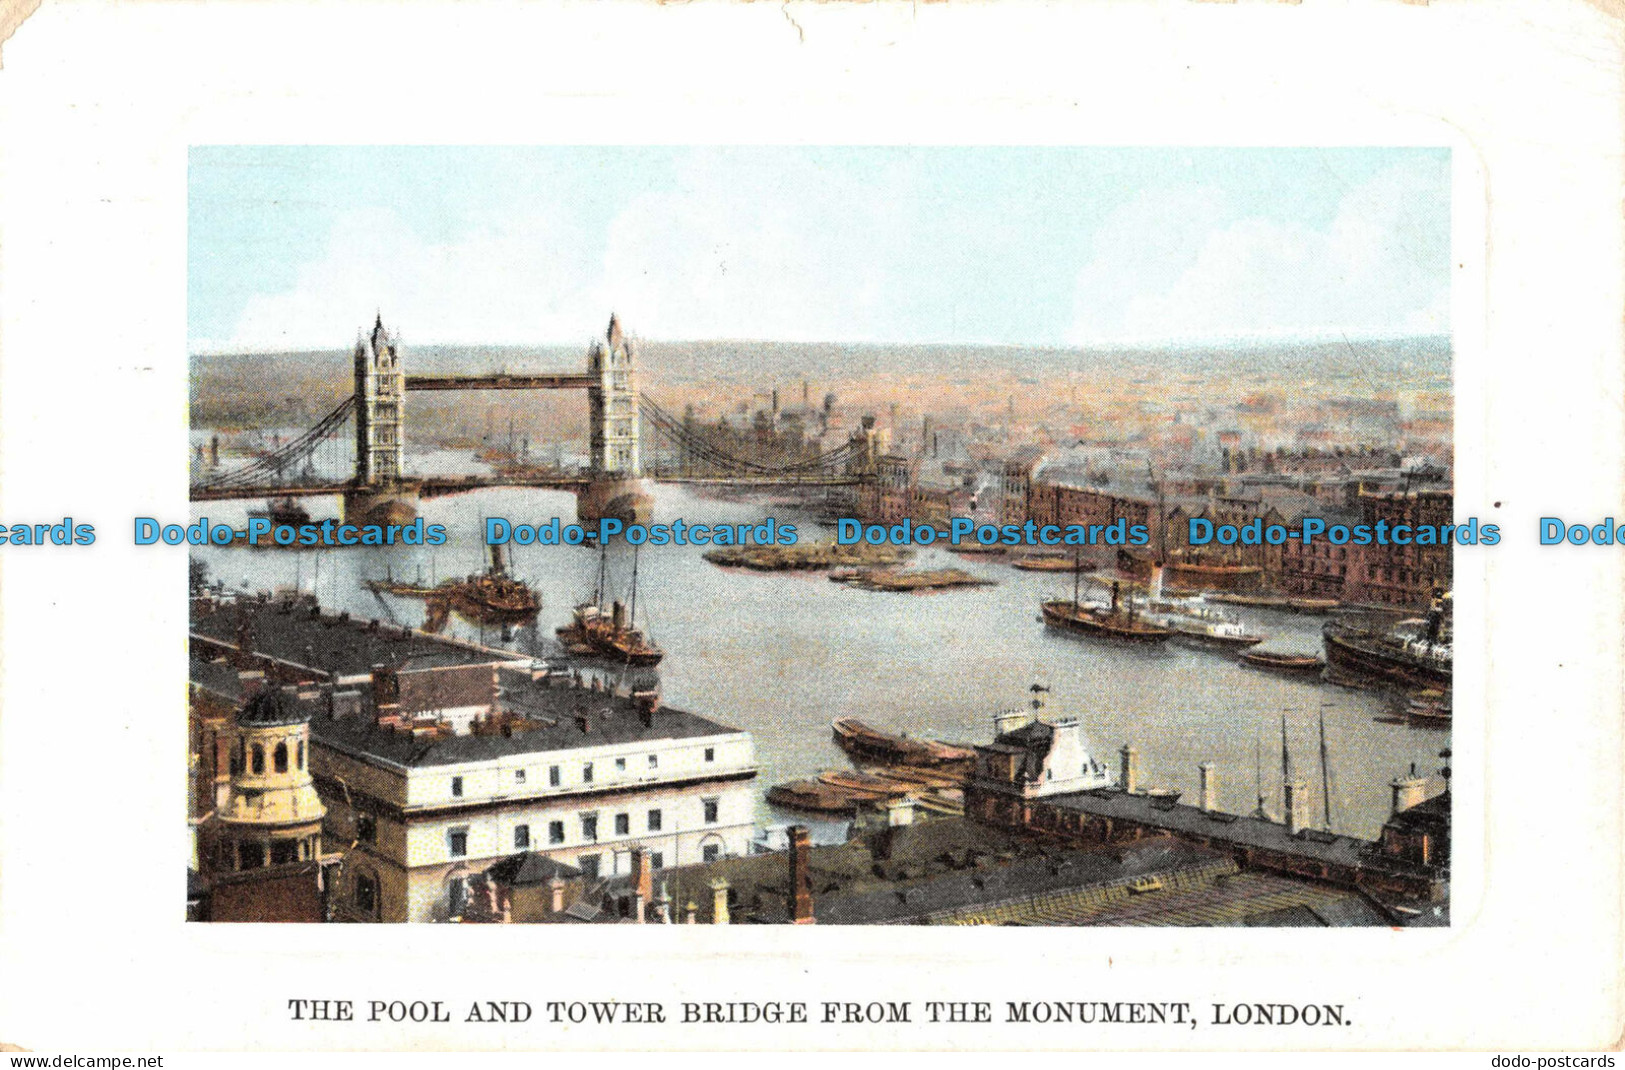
1041,572 -> 1174,644
830,717 -> 975,768
1240,650 -> 1327,677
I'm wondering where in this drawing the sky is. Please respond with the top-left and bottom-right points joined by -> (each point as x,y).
188,146 -> 1450,353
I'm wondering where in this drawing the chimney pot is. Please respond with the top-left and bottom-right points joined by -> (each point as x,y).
1199,762 -> 1217,813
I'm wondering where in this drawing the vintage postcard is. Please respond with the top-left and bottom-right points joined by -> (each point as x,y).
0,0 -> 1620,1056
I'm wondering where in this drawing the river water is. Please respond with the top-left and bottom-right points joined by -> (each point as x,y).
190,478 -> 1449,842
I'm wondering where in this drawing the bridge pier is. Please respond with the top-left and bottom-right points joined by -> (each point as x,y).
576,476 -> 654,528
342,485 -> 419,527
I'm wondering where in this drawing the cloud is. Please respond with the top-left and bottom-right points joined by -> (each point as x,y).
196,207 -> 605,352
1067,156 -> 1451,346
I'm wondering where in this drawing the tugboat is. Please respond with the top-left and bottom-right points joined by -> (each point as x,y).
556,543 -> 664,667
446,543 -> 540,626
1041,552 -> 1173,644
1322,591 -> 1452,690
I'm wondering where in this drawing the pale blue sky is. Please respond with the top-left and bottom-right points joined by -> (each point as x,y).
189,146 -> 1450,352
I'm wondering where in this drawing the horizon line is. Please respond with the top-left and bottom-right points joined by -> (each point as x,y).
190,330 -> 1453,359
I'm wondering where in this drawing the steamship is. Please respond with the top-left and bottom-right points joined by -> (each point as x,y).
1322,592 -> 1452,691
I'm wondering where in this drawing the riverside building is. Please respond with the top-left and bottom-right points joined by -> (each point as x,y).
189,591 -> 757,923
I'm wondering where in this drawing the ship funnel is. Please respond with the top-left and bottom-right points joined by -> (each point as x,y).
612,600 -> 626,631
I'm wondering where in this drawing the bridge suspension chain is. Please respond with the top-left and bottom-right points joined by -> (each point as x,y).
193,395 -> 357,491
639,395 -> 862,477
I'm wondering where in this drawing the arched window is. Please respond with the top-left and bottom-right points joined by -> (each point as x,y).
297,741 -> 305,769
251,744 -> 265,774
274,742 -> 288,774
230,740 -> 244,775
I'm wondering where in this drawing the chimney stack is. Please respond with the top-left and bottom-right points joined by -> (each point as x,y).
1284,779 -> 1309,834
633,690 -> 660,725
1199,762 -> 1217,813
547,876 -> 567,915
709,879 -> 730,925
788,826 -> 815,925
994,709 -> 1034,737
1390,770 -> 1428,814
1120,745 -> 1140,794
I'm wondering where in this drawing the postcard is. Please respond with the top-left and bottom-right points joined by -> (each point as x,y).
0,0 -> 1620,1056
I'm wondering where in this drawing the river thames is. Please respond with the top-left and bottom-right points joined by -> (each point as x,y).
190,480 -> 1448,841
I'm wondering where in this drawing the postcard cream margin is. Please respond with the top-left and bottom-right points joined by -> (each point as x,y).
0,0 -> 1620,1052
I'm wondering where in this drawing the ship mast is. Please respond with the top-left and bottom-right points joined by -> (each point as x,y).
1253,730 -> 1267,819
1280,710 -> 1292,790
1072,545 -> 1082,607
1318,704 -> 1334,831
628,542 -> 641,628
594,539 -> 608,608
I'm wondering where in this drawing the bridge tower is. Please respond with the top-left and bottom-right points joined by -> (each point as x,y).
588,313 -> 641,477
579,314 -> 653,526
345,314 -> 417,524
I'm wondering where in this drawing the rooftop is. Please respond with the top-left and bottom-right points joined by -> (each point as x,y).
191,594 -> 521,678
190,654 -> 746,771
1043,788 -> 1371,870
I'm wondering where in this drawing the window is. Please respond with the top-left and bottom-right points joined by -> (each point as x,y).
703,798 -> 720,824
614,813 -> 630,836
578,854 -> 600,879
650,851 -> 664,870
297,741 -> 305,769
648,754 -> 658,769
448,828 -> 468,858
271,841 -> 296,865
702,844 -> 721,863
514,824 -> 530,850
647,808 -> 662,832
615,757 -> 627,772
583,763 -> 594,784
451,776 -> 464,798
548,765 -> 560,787
549,820 -> 565,845
581,814 -> 598,842
273,742 -> 288,774
251,745 -> 265,775
356,813 -> 377,844
704,747 -> 715,763
355,874 -> 377,914
514,769 -> 526,784
238,842 -> 264,870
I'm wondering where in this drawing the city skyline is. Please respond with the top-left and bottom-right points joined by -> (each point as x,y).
189,146 -> 1451,354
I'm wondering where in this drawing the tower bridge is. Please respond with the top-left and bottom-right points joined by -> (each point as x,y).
190,314 -> 873,525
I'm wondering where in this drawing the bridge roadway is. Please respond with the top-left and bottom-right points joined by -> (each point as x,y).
404,373 -> 594,391
190,472 -> 867,502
